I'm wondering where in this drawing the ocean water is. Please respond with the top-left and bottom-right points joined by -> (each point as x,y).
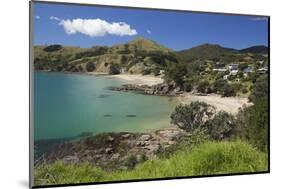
34,72 -> 178,141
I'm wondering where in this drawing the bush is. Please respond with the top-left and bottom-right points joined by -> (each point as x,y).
236,98 -> 268,152
197,80 -> 212,94
204,111 -> 236,140
124,155 -> 138,170
249,75 -> 268,103
86,62 -> 96,72
221,83 -> 235,97
170,102 -> 215,132
183,82 -> 193,92
109,64 -> 120,74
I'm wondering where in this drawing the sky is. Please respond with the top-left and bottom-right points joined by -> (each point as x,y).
33,2 -> 269,51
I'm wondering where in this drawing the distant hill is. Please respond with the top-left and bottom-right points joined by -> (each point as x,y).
34,39 -> 268,74
238,45 -> 268,54
34,37 -> 177,74
112,37 -> 171,53
176,44 -> 236,62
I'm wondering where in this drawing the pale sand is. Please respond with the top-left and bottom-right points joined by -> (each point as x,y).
178,93 -> 252,114
106,74 -> 164,86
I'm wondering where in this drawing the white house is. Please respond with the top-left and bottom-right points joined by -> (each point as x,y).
228,64 -> 239,71
230,70 -> 238,76
213,68 -> 227,72
258,67 -> 268,74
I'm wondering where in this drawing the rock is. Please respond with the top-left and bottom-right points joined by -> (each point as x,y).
111,153 -> 120,160
107,136 -> 114,142
105,148 -> 113,154
122,134 -> 131,139
139,134 -> 151,141
158,129 -> 181,141
149,144 -> 160,152
136,141 -> 145,147
63,155 -> 79,164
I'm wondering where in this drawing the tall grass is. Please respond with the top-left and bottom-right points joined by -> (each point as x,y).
34,141 -> 268,186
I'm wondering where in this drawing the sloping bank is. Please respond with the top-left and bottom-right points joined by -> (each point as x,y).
34,141 -> 268,186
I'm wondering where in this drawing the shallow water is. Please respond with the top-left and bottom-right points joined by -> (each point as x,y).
34,72 -> 178,141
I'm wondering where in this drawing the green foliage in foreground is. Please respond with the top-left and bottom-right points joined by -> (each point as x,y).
34,141 -> 268,186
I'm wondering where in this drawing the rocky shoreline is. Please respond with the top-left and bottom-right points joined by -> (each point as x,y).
108,81 -> 183,96
35,128 -> 184,171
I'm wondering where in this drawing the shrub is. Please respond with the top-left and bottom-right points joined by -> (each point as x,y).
221,83 -> 235,97
170,102 -> 215,132
124,155 -> 138,170
236,98 -> 268,152
197,80 -> 212,94
86,62 -> 96,72
183,82 -> 193,92
249,75 -> 268,103
204,111 -> 236,140
109,64 -> 121,74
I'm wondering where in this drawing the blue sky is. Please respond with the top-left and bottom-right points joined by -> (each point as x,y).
33,2 -> 268,51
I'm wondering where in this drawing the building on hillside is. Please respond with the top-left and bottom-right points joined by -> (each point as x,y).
213,62 -> 227,72
228,64 -> 239,71
257,60 -> 264,65
230,70 -> 238,76
257,67 -> 268,74
159,70 -> 165,75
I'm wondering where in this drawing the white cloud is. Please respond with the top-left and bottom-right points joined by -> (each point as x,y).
50,16 -> 60,21
146,29 -> 151,34
35,16 -> 40,19
250,17 -> 268,21
58,18 -> 137,37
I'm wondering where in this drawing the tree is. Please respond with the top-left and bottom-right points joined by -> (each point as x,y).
86,62 -> 96,72
197,80 -> 211,94
221,83 -> 235,97
109,64 -> 120,74
165,63 -> 187,86
236,98 -> 268,152
170,102 -> 215,132
204,111 -> 236,140
249,75 -> 268,103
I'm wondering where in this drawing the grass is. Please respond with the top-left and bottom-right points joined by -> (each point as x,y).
34,141 -> 268,186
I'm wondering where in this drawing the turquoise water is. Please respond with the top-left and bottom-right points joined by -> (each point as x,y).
34,72 -> 177,140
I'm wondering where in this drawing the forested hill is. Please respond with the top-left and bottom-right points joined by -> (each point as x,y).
34,37 -> 268,74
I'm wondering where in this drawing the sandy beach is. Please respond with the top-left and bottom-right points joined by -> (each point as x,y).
106,74 -> 164,86
104,73 -> 251,114
178,93 -> 252,114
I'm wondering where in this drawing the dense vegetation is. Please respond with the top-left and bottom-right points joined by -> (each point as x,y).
34,141 -> 268,186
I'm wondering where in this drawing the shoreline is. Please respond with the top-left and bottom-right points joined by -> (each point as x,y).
178,93 -> 252,114
105,74 -> 164,86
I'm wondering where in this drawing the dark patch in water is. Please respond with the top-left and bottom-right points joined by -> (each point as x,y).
126,114 -> 137,117
104,114 -> 113,117
98,94 -> 110,98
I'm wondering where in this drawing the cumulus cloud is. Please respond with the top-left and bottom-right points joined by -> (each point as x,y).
146,29 -> 151,34
50,16 -> 60,21
250,17 -> 268,21
58,18 -> 137,37
35,15 -> 40,19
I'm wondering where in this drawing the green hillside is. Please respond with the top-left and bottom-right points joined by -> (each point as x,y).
34,37 -> 178,74
176,44 -> 236,62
